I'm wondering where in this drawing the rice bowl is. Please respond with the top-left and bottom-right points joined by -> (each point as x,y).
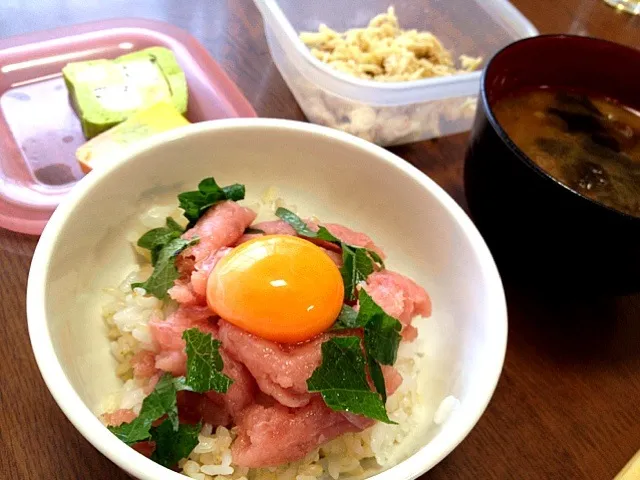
27,119 -> 507,480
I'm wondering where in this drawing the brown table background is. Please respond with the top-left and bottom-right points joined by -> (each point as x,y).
1,0 -> 639,478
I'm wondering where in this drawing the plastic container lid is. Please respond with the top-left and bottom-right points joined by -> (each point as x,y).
0,18 -> 256,235
253,0 -> 538,146
255,0 -> 538,105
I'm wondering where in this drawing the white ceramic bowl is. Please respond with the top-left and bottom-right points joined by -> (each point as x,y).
27,119 -> 507,480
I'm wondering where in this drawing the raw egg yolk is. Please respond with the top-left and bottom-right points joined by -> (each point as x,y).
206,235 -> 344,343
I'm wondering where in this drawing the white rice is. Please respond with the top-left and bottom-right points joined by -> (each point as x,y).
100,191 -> 458,480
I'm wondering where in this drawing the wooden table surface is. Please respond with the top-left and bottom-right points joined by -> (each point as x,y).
1,0 -> 639,478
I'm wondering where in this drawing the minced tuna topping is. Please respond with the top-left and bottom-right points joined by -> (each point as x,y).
100,177 -> 434,480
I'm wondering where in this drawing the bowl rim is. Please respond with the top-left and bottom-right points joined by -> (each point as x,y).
27,118 -> 507,480
480,33 -> 640,223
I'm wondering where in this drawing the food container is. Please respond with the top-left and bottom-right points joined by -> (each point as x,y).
0,19 -> 255,235
253,0 -> 538,146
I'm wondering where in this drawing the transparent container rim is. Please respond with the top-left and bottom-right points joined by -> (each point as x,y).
254,0 -> 539,105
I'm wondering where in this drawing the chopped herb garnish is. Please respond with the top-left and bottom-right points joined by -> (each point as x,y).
179,177 -> 245,228
134,177 -> 245,298
364,312 -> 402,367
221,183 -> 245,201
150,420 -> 201,468
107,374 -> 187,445
368,355 -> 387,403
307,337 -> 394,424
132,237 -> 199,299
332,304 -> 363,330
165,217 -> 183,233
329,290 -> 402,404
183,328 -> 233,393
341,245 -> 375,301
365,249 -> 385,269
137,217 -> 184,265
275,207 -> 384,300
335,291 -> 402,364
360,290 -> 402,366
275,207 -> 340,242
109,329 -> 230,456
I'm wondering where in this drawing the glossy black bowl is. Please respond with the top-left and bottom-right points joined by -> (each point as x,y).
464,35 -> 640,294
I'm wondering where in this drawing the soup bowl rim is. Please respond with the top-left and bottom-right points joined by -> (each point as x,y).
480,33 -> 640,223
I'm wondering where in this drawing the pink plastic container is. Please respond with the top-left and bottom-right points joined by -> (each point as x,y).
0,18 -> 256,235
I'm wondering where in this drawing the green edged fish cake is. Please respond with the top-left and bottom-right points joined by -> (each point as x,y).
63,47 -> 188,139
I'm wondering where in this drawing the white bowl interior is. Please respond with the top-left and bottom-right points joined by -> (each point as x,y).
28,119 -> 506,480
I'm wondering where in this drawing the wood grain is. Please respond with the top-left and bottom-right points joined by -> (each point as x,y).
0,0 -> 638,478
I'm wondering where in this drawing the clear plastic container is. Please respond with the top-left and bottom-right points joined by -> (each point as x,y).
253,0 -> 538,146
0,19 -> 255,235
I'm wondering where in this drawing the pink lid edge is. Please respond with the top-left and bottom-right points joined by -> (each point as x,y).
0,18 -> 257,236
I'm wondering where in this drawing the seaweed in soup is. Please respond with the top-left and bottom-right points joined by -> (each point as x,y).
493,88 -> 640,217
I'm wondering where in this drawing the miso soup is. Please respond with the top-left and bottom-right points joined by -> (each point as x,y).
492,89 -> 640,217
